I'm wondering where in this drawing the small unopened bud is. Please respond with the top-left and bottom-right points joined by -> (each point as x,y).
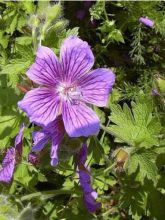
113,148 -> 129,163
113,148 -> 129,172
139,17 -> 154,28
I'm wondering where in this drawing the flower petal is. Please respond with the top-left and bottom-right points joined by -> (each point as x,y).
0,147 -> 16,183
77,143 -> 101,213
79,170 -> 93,193
32,130 -> 50,151
15,123 -> 25,156
84,192 -> 101,213
79,68 -> 115,107
18,87 -> 60,126
79,143 -> 88,164
62,102 -> 100,137
32,117 -> 65,166
139,17 -> 154,28
60,36 -> 94,83
50,118 -> 65,166
27,46 -> 61,86
50,140 -> 59,166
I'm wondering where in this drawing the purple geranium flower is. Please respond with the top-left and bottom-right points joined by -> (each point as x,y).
18,36 -> 115,137
32,117 -> 65,166
78,143 -> 101,212
0,124 -> 25,183
139,17 -> 154,28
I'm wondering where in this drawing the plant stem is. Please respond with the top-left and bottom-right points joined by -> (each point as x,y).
100,118 -> 111,144
103,0 -> 109,21
21,189 -> 73,201
103,163 -> 116,174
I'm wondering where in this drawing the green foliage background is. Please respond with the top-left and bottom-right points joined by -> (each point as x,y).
0,1 -> 165,220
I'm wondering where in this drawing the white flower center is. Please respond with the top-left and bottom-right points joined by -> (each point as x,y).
57,83 -> 82,104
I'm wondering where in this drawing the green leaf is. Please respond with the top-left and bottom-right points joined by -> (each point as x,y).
1,60 -> 30,75
126,149 -> 158,184
108,29 -> 125,43
1,62 -> 30,86
0,87 -> 20,108
107,96 -> 161,147
108,88 -> 122,105
93,168 -> 117,193
17,15 -> 26,32
14,164 -> 34,187
0,216 -> 8,220
0,113 -> 21,147
0,31 -> 9,49
0,45 -> 34,85
15,36 -> 32,45
20,1 -> 35,13
66,27 -> 79,37
94,106 -> 106,124
18,206 -> 35,220
156,76 -> 165,94
88,136 -> 104,163
9,13 -> 18,35
145,182 -> 165,220
41,3 -> 68,40
0,195 -> 18,219
120,184 -> 147,220
49,19 -> 69,34
46,4 -> 62,22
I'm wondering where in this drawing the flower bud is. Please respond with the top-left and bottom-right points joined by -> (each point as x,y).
139,17 -> 154,28
113,148 -> 129,163
113,148 -> 129,172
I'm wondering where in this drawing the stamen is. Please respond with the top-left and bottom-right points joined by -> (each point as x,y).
57,83 -> 82,104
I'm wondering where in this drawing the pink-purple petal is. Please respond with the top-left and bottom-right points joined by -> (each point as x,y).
15,123 -> 25,156
27,46 -> 61,86
79,68 -> 115,107
18,88 -> 60,126
139,17 -> 154,28
0,147 -> 16,183
32,117 -> 65,166
32,130 -> 50,151
50,140 -> 59,166
78,144 -> 101,212
79,170 -> 94,193
50,119 -> 65,166
84,192 -> 101,213
79,142 -> 88,164
62,102 -> 100,137
60,36 -> 94,83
